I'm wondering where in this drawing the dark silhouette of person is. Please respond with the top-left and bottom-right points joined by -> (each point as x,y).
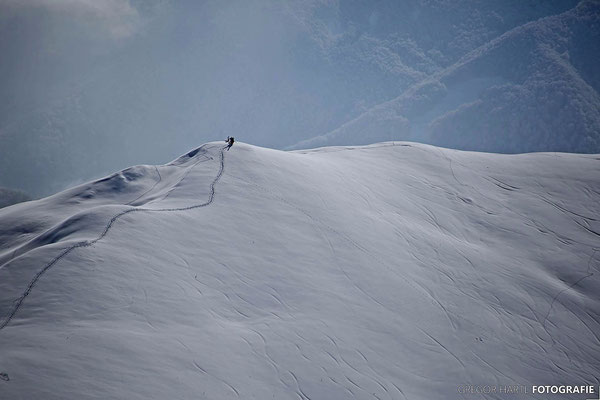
225,136 -> 235,150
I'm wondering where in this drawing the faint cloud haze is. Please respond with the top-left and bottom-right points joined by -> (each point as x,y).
1,0 -> 149,39
0,0 -> 597,200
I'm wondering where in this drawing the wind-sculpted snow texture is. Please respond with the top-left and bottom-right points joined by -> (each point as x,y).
0,144 -> 226,331
0,142 -> 598,399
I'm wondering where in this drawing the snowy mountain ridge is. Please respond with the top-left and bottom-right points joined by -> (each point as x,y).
0,142 -> 599,399
291,0 -> 600,153
2,0 -> 593,198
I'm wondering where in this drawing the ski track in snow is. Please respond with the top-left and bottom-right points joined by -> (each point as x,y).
0,144 -> 228,331
542,249 -> 599,331
125,165 -> 162,206
228,171 -> 467,334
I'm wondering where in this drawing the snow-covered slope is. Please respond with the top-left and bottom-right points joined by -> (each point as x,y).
0,142 -> 599,399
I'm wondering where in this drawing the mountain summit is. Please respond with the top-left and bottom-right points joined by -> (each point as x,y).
0,142 -> 598,399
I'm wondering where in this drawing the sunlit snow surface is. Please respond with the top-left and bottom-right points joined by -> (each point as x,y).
0,142 -> 598,399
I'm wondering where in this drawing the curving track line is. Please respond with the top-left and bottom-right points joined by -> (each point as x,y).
542,248 -> 598,331
126,165 -> 162,206
0,145 -> 227,331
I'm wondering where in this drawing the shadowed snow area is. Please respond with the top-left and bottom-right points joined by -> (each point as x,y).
0,142 -> 599,399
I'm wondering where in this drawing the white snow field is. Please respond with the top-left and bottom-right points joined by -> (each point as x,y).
0,142 -> 599,399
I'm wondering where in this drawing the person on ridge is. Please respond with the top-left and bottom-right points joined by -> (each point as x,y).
225,136 -> 235,150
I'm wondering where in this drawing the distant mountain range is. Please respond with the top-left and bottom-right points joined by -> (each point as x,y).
0,0 -> 596,198
290,0 -> 600,153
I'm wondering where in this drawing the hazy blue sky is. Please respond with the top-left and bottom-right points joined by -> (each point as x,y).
1,0 -> 596,198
